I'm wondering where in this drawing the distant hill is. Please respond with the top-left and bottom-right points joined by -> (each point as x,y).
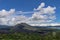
12,23 -> 38,33
12,23 -> 52,33
0,23 -> 60,34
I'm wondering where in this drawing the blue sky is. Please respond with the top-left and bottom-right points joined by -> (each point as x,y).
0,0 -> 60,26
0,0 -> 58,10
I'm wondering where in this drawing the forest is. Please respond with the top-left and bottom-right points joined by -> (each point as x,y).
0,31 -> 60,40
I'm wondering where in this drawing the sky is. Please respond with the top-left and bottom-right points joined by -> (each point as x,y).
0,0 -> 60,26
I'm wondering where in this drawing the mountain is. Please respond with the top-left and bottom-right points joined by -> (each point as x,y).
12,23 -> 51,34
0,23 -> 60,34
0,23 -> 38,34
12,23 -> 39,33
13,23 -> 60,32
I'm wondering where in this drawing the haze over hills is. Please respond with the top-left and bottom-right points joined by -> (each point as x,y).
29,23 -> 60,26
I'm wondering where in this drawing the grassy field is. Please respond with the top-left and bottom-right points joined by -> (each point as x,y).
0,31 -> 59,40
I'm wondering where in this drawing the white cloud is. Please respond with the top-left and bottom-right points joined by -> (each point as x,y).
37,2 -> 45,10
43,6 -> 56,14
8,15 -> 28,25
0,9 -> 15,25
28,2 -> 56,24
0,18 -> 9,25
0,2 -> 57,26
0,9 -> 15,17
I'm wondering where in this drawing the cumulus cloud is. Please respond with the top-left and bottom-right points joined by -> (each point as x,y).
0,9 -> 15,25
7,15 -> 28,25
37,2 -> 45,10
43,6 -> 56,14
28,2 -> 56,24
0,9 -> 15,17
24,2 -> 56,26
0,2 -> 57,26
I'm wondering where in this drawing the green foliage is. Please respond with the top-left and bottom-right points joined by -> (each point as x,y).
0,32 -> 60,40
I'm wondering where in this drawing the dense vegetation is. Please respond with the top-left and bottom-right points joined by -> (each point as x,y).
0,23 -> 60,40
0,31 -> 60,40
